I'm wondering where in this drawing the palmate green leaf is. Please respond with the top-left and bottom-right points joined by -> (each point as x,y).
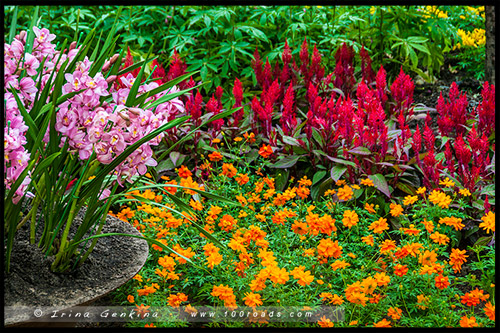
79,115 -> 190,201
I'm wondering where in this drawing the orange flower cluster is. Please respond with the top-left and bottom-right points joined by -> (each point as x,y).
461,288 -> 489,306
211,284 -> 237,309
317,238 -> 343,262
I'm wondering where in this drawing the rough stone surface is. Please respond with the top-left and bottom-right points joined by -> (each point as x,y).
4,208 -> 149,327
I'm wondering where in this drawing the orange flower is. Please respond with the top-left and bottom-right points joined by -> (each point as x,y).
317,315 -> 334,327
373,318 -> 391,327
393,264 -> 408,277
403,195 -> 418,205
387,307 -> 402,320
317,238 -> 343,259
167,292 -> 188,307
369,217 -> 389,234
221,163 -> 237,178
208,151 -> 223,162
342,210 -> 359,228
434,274 -> 450,289
269,266 -> 290,284
379,239 -> 396,254
346,291 -> 369,306
459,316 -> 478,328
361,235 -> 375,246
479,211 -> 495,234
177,165 -> 192,178
420,219 -> 434,233
361,178 -> 374,187
438,216 -> 464,230
211,284 -> 237,309
290,266 -> 314,286
429,231 -> 450,245
297,186 -> 310,199
389,203 -> 404,217
291,221 -> 309,235
374,272 -> 391,286
190,199 -> 203,211
218,214 -> 237,232
243,292 -> 263,308
235,173 -> 250,185
337,184 -> 353,201
206,252 -> 223,269
419,250 -> 438,266
449,248 -> 468,273
484,301 -> 495,321
364,202 -> 376,214
244,132 -> 256,143
428,190 -> 452,208
258,144 -> 273,158
127,295 -> 135,303
135,304 -> 151,319
117,207 -> 135,221
137,284 -> 158,297
331,260 -> 351,271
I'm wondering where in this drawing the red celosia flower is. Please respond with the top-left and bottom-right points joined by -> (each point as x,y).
359,45 -> 375,84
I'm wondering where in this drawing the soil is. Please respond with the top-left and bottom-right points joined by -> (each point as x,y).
4,207 -> 149,327
412,56 -> 484,119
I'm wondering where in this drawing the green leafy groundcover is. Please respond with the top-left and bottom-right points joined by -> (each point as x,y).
110,143 -> 495,328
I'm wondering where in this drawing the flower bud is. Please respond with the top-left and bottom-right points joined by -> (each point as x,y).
110,53 -> 120,65
118,112 -> 130,121
69,41 -> 77,51
102,61 -> 111,72
19,31 -> 26,41
127,107 -> 142,116
105,75 -> 117,84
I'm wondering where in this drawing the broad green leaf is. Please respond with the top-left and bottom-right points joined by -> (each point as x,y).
269,154 -> 302,169
368,173 -> 391,198
348,146 -> 372,155
330,165 -> 347,183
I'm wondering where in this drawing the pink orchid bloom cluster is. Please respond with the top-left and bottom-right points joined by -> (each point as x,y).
4,26 -> 185,203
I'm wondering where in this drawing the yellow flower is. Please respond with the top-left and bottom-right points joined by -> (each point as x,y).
416,186 -> 426,195
479,211 -> 495,234
459,188 -> 471,196
428,190 -> 452,208
389,203 -> 404,217
337,184 -> 353,201
360,178 -> 374,187
439,177 -> 455,188
403,195 -> 418,205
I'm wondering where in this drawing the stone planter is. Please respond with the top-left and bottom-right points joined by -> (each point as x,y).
4,209 -> 149,327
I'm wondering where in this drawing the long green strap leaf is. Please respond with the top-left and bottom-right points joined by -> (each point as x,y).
8,6 -> 18,44
125,45 -> 154,107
